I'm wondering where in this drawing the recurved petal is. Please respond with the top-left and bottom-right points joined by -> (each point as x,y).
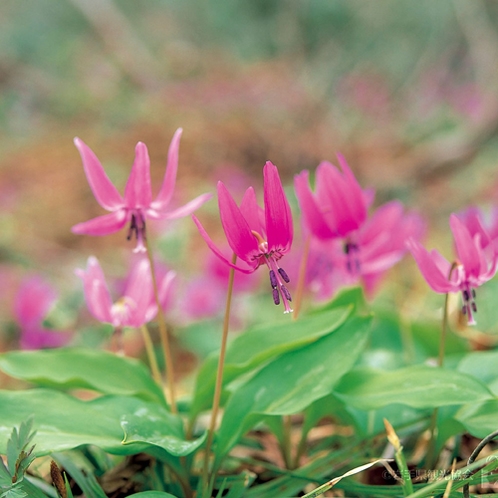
337,153 -> 368,224
74,138 -> 124,210
71,210 -> 128,236
294,170 -> 336,240
240,187 -> 265,236
124,142 -> 152,208
407,239 -> 459,293
450,214 -> 481,278
123,258 -> 153,326
217,181 -> 260,262
263,162 -> 293,252
153,128 -> 182,211
192,215 -> 257,274
149,192 -> 212,220
78,257 -> 114,324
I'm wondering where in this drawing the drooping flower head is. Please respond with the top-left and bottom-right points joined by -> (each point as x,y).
306,201 -> 425,299
192,161 -> 294,313
72,129 -> 211,252
14,276 -> 71,350
407,214 -> 497,325
76,256 -> 175,328
295,156 -> 423,297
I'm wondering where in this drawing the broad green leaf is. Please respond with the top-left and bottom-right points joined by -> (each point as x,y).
335,365 -> 493,410
311,287 -> 366,314
121,413 -> 206,455
455,400 -> 498,438
0,349 -> 164,405
190,306 -> 353,417
215,315 -> 371,460
0,390 -> 201,458
458,350 -> 498,395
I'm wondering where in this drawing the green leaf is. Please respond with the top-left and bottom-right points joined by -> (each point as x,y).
0,389 -> 201,458
215,315 -> 371,460
190,306 -> 353,417
0,349 -> 164,405
52,453 -> 107,498
458,350 -> 498,395
6,418 -> 36,482
121,413 -> 207,456
128,492 -> 178,498
1,488 -> 27,498
335,365 -> 493,410
455,399 -> 498,438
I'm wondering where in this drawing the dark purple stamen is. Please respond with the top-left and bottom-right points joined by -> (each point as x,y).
278,267 -> 290,283
472,302 -> 477,313
127,213 -> 146,242
462,305 -> 467,315
281,285 -> 292,301
463,289 -> 470,301
269,270 -> 278,289
272,288 -> 280,305
472,289 -> 476,299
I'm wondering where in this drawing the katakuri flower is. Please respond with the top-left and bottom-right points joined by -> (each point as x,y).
14,276 -> 72,350
76,256 -> 175,328
306,201 -> 425,299
294,155 -> 370,242
407,214 -> 498,325
192,161 -> 294,313
72,128 -> 211,252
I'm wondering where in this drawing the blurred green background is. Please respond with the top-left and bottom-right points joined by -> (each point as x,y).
1,0 -> 498,279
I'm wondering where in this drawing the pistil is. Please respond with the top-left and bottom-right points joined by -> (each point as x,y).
461,284 -> 477,325
344,241 -> 361,275
251,230 -> 293,313
127,212 -> 147,252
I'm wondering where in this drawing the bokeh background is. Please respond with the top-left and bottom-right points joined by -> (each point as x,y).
2,0 -> 498,362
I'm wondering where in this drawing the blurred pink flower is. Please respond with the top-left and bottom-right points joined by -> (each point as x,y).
306,201 -> 425,299
76,256 -> 175,328
181,250 -> 259,321
296,157 -> 423,298
193,161 -> 294,313
457,206 -> 498,254
408,214 -> 497,325
294,155 -> 369,241
14,276 -> 71,350
72,128 -> 211,252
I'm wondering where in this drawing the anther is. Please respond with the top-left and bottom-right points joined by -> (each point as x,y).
472,289 -> 476,299
272,288 -> 280,305
462,305 -> 467,315
463,290 -> 470,301
278,268 -> 290,283
269,270 -> 278,289
127,214 -> 137,240
281,285 -> 292,301
472,302 -> 477,313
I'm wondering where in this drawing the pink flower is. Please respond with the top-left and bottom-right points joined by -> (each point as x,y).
294,155 -> 369,241
295,157 -> 422,297
192,161 -> 294,313
181,249 -> 259,320
14,276 -> 71,350
407,214 -> 497,325
72,128 -> 211,252
306,201 -> 425,299
76,256 -> 175,328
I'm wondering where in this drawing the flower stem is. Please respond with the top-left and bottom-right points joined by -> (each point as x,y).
201,253 -> 237,495
427,262 -> 458,468
144,236 -> 177,414
140,324 -> 162,387
293,235 -> 310,321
